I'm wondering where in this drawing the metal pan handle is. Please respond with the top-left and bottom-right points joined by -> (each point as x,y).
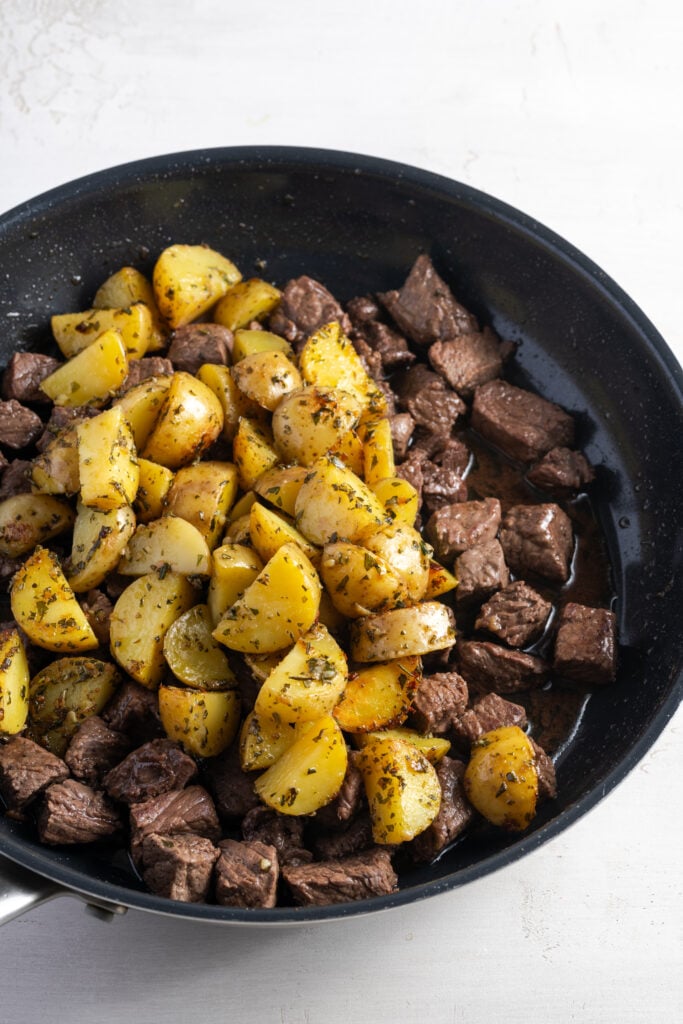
0,856 -> 127,925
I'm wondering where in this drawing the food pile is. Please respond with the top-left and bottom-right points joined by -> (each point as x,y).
0,246 -> 617,907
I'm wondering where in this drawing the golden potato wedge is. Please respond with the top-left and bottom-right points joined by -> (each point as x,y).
231,351 -> 302,412
299,321 -> 386,417
357,735 -> 442,844
212,542 -> 321,654
158,685 -> 240,758
232,416 -> 280,491
195,363 -> 261,442
134,458 -> 175,523
333,657 -> 421,733
117,515 -> 212,577
239,709 -> 298,772
163,603 -> 237,690
463,726 -> 539,831
228,490 -> 258,521
362,417 -> 396,486
40,329 -> 128,407
254,714 -> 348,816
28,657 -> 120,755
51,304 -> 153,360
370,476 -> 419,527
231,328 -> 293,362
30,425 -> 80,495
164,461 -> 238,549
213,278 -> 281,332
271,386 -> 363,467
153,243 -> 242,328
93,266 -> 166,351
109,571 -> 196,688
319,541 -> 404,618
349,601 -> 455,662
76,405 -> 139,511
353,728 -> 451,764
293,456 -> 387,546
67,502 -> 137,593
361,522 -> 431,603
424,560 -> 458,599
254,622 -> 347,725
141,372 -> 224,469
0,494 -> 74,558
10,547 -> 98,652
113,374 -> 171,450
207,542 -> 263,626
248,501 -> 320,566
0,628 -> 30,736
254,465 -> 308,516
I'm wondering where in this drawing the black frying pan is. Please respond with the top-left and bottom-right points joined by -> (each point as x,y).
0,147 -> 681,924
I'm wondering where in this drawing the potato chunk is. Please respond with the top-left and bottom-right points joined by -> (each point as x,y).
142,372 -> 224,469
463,725 -> 539,830
158,685 -> 240,758
164,461 -> 238,549
117,515 -> 212,577
207,543 -> 263,625
113,374 -> 171,450
271,386 -> 362,467
163,604 -> 237,690
319,541 -> 404,618
299,321 -> 386,416
40,329 -> 128,407
76,405 -> 139,510
357,735 -> 442,844
10,547 -> 98,652
232,417 -> 280,491
0,628 -> 30,736
51,304 -> 153,360
67,502 -> 137,593
213,278 -> 281,332
93,266 -> 166,351
333,656 -> 421,732
28,657 -> 120,755
231,351 -> 302,412
0,494 -> 74,558
294,456 -> 387,546
254,623 -> 347,724
153,244 -> 241,327
254,714 -> 348,816
349,601 -> 455,662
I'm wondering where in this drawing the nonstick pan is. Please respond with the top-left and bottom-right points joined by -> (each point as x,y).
0,147 -> 681,924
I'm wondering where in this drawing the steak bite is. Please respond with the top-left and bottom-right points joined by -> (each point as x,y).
388,412 -> 415,460
428,326 -> 503,398
458,640 -> 549,693
0,399 -> 43,451
167,323 -> 232,374
103,739 -> 197,805
129,785 -> 221,862
426,497 -> 501,563
394,363 -> 466,435
2,351 -> 60,403
312,814 -> 374,860
140,832 -> 219,903
64,715 -> 133,787
531,739 -> 558,801
499,503 -> 574,584
526,446 -> 595,497
452,692 -> 528,747
102,680 -> 165,744
118,357 -> 173,393
379,254 -> 479,345
269,276 -> 351,346
202,742 -> 260,821
314,753 -> 364,829
553,601 -> 617,684
471,379 -> 575,463
454,539 -> 509,604
79,588 -> 113,647
0,736 -> 69,812
282,847 -> 398,906
0,459 -> 32,499
352,319 -> 416,373
214,838 -> 279,909
38,779 -> 122,844
475,581 -> 553,648
410,756 -> 475,861
411,670 -> 469,734
241,806 -> 313,866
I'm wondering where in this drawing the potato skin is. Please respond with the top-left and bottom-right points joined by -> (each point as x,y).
231,350 -> 302,412
142,372 -> 224,469
0,494 -> 74,558
349,601 -> 456,662
271,386 -> 362,466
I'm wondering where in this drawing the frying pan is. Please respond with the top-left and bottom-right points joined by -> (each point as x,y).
0,147 -> 681,925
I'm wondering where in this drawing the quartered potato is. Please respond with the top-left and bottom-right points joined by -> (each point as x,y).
463,726 -> 539,831
319,540 -> 404,619
40,329 -> 129,407
254,622 -> 347,724
362,417 -> 396,486
10,547 -> 99,652
207,543 -> 263,626
360,522 -> 431,604
142,371 -> 224,469
113,374 -> 171,450
0,494 -> 75,558
93,266 -> 167,351
370,476 -> 419,527
333,656 -> 421,733
353,728 -> 451,764
0,628 -> 30,736
163,603 -> 237,690
134,458 -> 175,523
357,735 -> 442,844
30,424 -> 81,495
158,684 -> 240,758
248,501 -> 320,567
67,502 -> 136,592
231,328 -> 293,362
28,656 -> 120,755
349,601 -> 456,662
253,465 -> 308,516
254,714 -> 348,816
164,461 -> 238,549
153,243 -> 242,327
424,560 -> 458,599
232,416 -> 280,491
294,456 -> 387,546
271,386 -> 362,467
213,278 -> 281,332
76,405 -> 139,510
196,363 -> 260,442
117,515 -> 212,577
299,321 -> 386,417
240,709 -> 298,772
231,350 -> 302,412
51,304 -> 153,360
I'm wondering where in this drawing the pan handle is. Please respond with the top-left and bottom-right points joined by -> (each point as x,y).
0,856 -> 127,926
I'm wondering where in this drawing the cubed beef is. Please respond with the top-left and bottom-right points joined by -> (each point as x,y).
167,323 -> 232,374
452,692 -> 528,747
269,276 -> 351,346
80,589 -> 113,646
375,379 -> 397,416
411,671 -> 469,734
2,352 -> 60,403
140,832 -> 219,903
0,459 -> 32,498
395,452 -> 424,501
314,753 -> 364,829
394,364 -> 466,435
129,786 -> 221,861
455,539 -> 509,604
102,680 -> 165,744
428,327 -> 503,397
458,640 -> 549,693
353,320 -> 416,372
521,687 -> 585,755
202,742 -> 260,820
526,446 -> 595,497
241,806 -> 312,866
499,503 -> 574,583
410,757 -> 475,860
64,716 -> 132,787
103,739 -> 197,804
389,413 -> 415,460
214,838 -> 279,909
0,399 -> 43,450
475,581 -> 552,648
118,358 -> 173,393
553,602 -> 617,684
0,736 -> 69,811
346,294 -> 382,325
38,779 -> 121,844
35,405 -> 98,452
0,552 -> 22,582
352,333 -> 383,380
421,459 -> 468,514
471,380 -> 575,463
426,498 -> 501,562
412,432 -> 471,473
531,739 -> 557,801
282,847 -> 398,906
379,254 -> 478,345
312,814 -> 374,860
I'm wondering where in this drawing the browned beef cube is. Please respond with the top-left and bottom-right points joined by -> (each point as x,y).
269,276 -> 351,346
0,736 -> 69,811
2,352 -> 60,403
103,739 -> 197,804
35,405 -> 98,452
102,680 -> 165,744
379,254 -> 478,345
389,413 -> 415,460
314,752 -> 364,830
214,838 -> 279,908
411,671 -> 469,734
395,453 -> 424,502
241,806 -> 312,866
452,692 -> 528,747
202,742 -> 260,820
375,379 -> 396,415
475,581 -> 552,648
0,459 -> 32,498
410,757 -> 475,860
38,779 -> 121,844
282,847 -> 398,906
531,739 -> 557,801
118,358 -> 173,393
129,786 -> 221,862
471,380 -> 575,463
64,716 -> 133,787
352,333 -> 383,380
428,327 -> 503,397
0,399 -> 43,450
522,687 -> 585,755
312,814 -> 374,860
167,323 -> 232,374
346,294 -> 382,324
426,498 -> 501,562
412,432 -> 471,472
526,446 -> 595,497
458,640 -> 549,693
0,552 -> 22,582
455,539 -> 509,603
353,320 -> 416,371
140,832 -> 219,903
394,364 -> 466,435
79,589 -> 113,646
553,602 -> 617,684
499,503 -> 574,583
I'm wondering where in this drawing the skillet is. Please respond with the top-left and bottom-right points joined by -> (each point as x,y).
0,146 -> 681,924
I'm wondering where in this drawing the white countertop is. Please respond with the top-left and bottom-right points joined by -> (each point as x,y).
0,2 -> 681,1022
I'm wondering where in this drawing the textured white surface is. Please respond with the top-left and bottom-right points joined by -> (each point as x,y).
0,1 -> 681,1022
